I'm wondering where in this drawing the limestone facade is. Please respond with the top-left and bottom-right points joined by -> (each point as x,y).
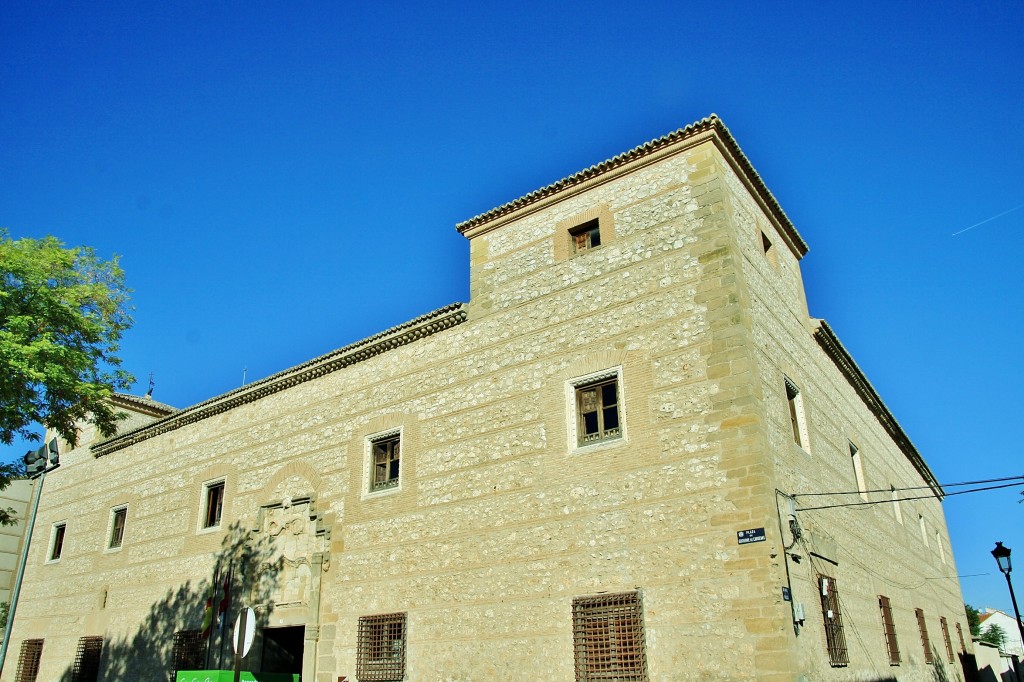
1,116 -> 967,682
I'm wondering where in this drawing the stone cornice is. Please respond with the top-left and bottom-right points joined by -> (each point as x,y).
813,319 -> 943,498
456,115 -> 809,260
92,303 -> 469,458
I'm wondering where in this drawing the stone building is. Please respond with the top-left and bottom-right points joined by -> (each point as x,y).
1,115 -> 968,681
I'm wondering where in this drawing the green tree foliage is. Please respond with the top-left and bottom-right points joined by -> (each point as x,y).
966,603 -> 981,637
0,230 -> 134,448
980,622 -> 1007,649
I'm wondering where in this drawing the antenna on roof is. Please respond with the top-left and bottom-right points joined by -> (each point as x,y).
145,373 -> 155,398
242,367 -> 247,387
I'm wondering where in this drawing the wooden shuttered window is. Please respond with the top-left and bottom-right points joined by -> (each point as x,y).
878,595 -> 900,665
818,575 -> 849,667
915,608 -> 934,664
572,591 -> 649,681
371,435 -> 401,491
15,639 -> 44,682
940,617 -> 955,663
956,622 -> 966,652
576,379 -> 622,446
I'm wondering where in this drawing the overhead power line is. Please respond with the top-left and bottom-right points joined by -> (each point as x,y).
795,474 -> 1024,497
795,480 -> 1024,513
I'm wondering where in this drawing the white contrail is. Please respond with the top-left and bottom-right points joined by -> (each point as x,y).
952,203 -> 1024,236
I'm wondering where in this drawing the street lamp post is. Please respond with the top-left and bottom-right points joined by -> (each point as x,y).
991,542 -> 1024,653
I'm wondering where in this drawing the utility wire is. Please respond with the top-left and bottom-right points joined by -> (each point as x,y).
796,481 -> 1024,512
795,474 -> 1024,498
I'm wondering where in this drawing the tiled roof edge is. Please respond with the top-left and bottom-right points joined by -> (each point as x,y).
455,114 -> 809,258
92,302 -> 469,457
112,393 -> 177,417
813,319 -> 943,498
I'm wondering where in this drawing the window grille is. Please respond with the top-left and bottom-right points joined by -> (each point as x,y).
371,435 -> 401,491
955,622 -> 966,652
357,612 -> 406,681
572,591 -> 649,682
940,617 -> 954,663
15,639 -> 44,682
109,507 -> 127,549
70,636 -> 103,682
818,575 -> 849,667
878,595 -> 900,665
576,378 -> 621,446
915,608 -> 933,664
170,630 -> 207,682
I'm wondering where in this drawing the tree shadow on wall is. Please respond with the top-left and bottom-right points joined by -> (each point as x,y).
55,522 -> 282,682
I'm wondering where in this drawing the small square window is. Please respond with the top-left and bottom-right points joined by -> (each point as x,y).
891,485 -> 903,524
371,434 -> 401,492
784,376 -> 810,452
108,506 -> 127,550
760,230 -> 778,267
576,377 -> 622,446
850,442 -> 867,501
202,480 -> 225,529
48,522 -> 66,562
357,612 -> 406,681
569,218 -> 602,254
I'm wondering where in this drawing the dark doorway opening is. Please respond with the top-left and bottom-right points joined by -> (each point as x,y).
261,626 -> 304,675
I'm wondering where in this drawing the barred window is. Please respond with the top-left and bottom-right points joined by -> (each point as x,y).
940,617 -> 954,663
915,608 -> 933,664
576,378 -> 622,446
70,636 -> 103,682
371,434 -> 401,492
357,612 -> 406,681
15,639 -> 43,682
572,591 -> 648,682
170,630 -> 206,682
955,622 -> 966,652
878,595 -> 900,665
818,575 -> 849,667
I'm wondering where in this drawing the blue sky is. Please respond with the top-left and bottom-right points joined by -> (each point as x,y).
2,2 -> 1022,614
